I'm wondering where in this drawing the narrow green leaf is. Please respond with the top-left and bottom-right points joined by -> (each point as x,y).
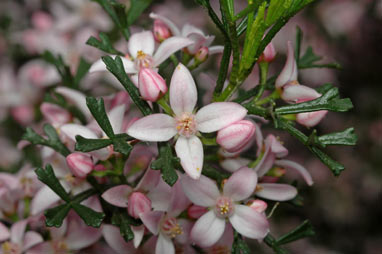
310,147 -> 345,176
102,55 -> 152,116
42,51 -> 74,88
35,165 -> 70,202
112,137 -> 133,156
42,124 -> 71,156
75,135 -> 113,152
22,127 -> 46,144
151,143 -> 179,186
86,34 -> 124,55
44,204 -> 71,227
74,58 -> 91,85
318,127 -> 357,146
264,234 -> 289,254
276,220 -> 315,245
232,231 -> 250,254
86,97 -> 115,138
127,0 -> 153,26
71,203 -> 105,228
298,46 -> 341,70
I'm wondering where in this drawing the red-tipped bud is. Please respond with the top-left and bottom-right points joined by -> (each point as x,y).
216,120 -> 256,153
66,153 -> 94,178
127,192 -> 151,219
259,42 -> 276,63
40,103 -> 71,126
153,20 -> 172,42
187,205 -> 208,219
194,46 -> 209,63
247,199 -> 268,213
138,68 -> 167,102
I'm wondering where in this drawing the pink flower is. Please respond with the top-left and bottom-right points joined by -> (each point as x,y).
138,68 -> 168,102
153,19 -> 172,42
40,103 -> 71,127
216,120 -> 255,153
66,153 -> 94,178
182,167 -> 269,247
127,64 -> 247,179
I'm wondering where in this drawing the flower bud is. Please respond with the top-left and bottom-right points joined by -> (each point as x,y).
259,42 -> 276,63
66,153 -> 94,178
194,46 -> 209,63
281,83 -> 321,104
31,11 -> 53,31
216,120 -> 255,153
187,205 -> 208,219
275,41 -> 298,89
127,192 -> 151,219
40,103 -> 71,127
153,20 -> 172,42
247,199 -> 268,213
11,105 -> 34,126
138,68 -> 167,102
296,110 -> 328,127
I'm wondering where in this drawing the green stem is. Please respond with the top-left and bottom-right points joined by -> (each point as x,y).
200,136 -> 217,146
157,97 -> 173,115
233,0 -> 256,21
255,89 -> 280,105
213,42 -> 231,100
170,54 -> 179,66
248,151 -> 264,168
253,62 -> 269,102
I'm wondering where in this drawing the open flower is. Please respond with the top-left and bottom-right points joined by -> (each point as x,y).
182,167 -> 269,247
127,64 -> 247,179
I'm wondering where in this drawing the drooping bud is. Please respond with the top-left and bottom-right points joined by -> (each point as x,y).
153,19 -> 172,42
275,41 -> 298,89
216,120 -> 255,153
127,192 -> 152,219
259,42 -> 276,63
138,68 -> 167,102
40,103 -> 71,127
66,153 -> 94,178
194,46 -> 209,63
247,199 -> 268,213
187,205 -> 208,219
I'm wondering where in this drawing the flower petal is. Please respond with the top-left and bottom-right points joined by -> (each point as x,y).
281,84 -> 321,103
132,225 -> 145,248
208,45 -> 224,55
136,168 -> 161,192
139,211 -> 164,235
296,110 -> 328,127
0,222 -> 10,242
55,87 -> 91,120
275,41 -> 298,88
128,31 -> 155,58
181,173 -> 219,207
127,114 -> 177,142
156,233 -> 175,254
102,224 -> 136,254
153,37 -> 193,66
229,205 -> 269,239
175,136 -> 203,180
30,185 -> 60,215
101,185 -> 132,207
190,210 -> 226,248
169,64 -> 197,116
220,157 -> 250,173
256,183 -> 297,201
223,167 -> 257,201
107,104 -> 125,134
90,56 -> 136,74
149,13 -> 181,36
10,220 -> 27,245
65,215 -> 102,250
196,102 -> 247,133
275,159 -> 313,186
60,124 -> 98,141
23,231 -> 43,251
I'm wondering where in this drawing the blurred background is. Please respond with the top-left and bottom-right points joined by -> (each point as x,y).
0,0 -> 381,253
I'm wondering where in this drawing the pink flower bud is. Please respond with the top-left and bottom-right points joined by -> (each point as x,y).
40,103 -> 71,126
216,120 -> 255,153
259,42 -> 276,63
153,20 -> 172,42
66,153 -> 94,178
127,192 -> 151,219
275,41 -> 298,89
296,110 -> 328,127
194,46 -> 209,62
11,105 -> 34,126
138,68 -> 167,102
187,205 -> 208,219
248,199 -> 268,213
31,11 -> 53,31
281,83 -> 321,104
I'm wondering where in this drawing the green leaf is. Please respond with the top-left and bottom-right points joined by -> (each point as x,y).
102,55 -> 152,116
71,203 -> 105,228
42,51 -> 74,88
264,234 -> 289,254
295,26 -> 303,61
310,147 -> 345,176
151,143 -> 179,186
44,204 -> 71,227
298,46 -> 341,70
265,0 -> 293,27
112,135 -> 133,156
35,165 -> 70,202
318,127 -> 357,146
86,33 -> 124,55
127,0 -> 153,26
276,220 -> 315,245
74,58 -> 91,86
202,166 -> 229,186
111,212 -> 140,242
275,87 -> 353,115
75,135 -> 113,152
232,231 -> 250,254
86,97 -> 115,138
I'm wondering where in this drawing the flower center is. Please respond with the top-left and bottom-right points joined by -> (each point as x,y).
175,113 -> 197,138
161,217 -> 183,238
214,196 -> 234,218
1,242 -> 21,254
134,50 -> 154,69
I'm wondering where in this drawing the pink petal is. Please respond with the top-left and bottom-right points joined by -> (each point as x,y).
30,185 -> 60,215
254,122 -> 264,156
26,242 -> 55,254
256,183 -> 297,201
10,220 -> 27,245
132,225 -> 145,248
267,134 -> 288,158
181,174 -> 219,207
101,185 -> 132,207
216,120 -> 255,153
296,110 -> 328,127
169,64 -> 197,116
147,179 -> 172,211
50,219 -> 67,240
107,104 -> 125,134
89,56 -> 136,74
281,84 -> 321,103
223,167 -> 257,201
0,173 -> 19,189
127,114 -> 177,142
153,37 -> 193,66
60,124 -> 98,141
275,159 -> 313,186
102,224 -> 136,254
22,231 -> 43,251
229,205 -> 269,239
167,180 -> 191,217
156,233 -> 175,254
139,211 -> 164,235
65,215 -> 102,250
208,45 -> 224,55
149,13 -> 181,36
190,210 -> 226,248
275,41 -> 298,88
55,87 -> 91,120
175,136 -> 204,180
136,168 -> 161,192
0,222 -> 10,241
220,157 -> 250,173
128,31 -> 155,58
196,102 -> 247,133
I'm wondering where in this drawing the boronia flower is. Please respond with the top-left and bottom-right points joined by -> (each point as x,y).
181,167 -> 269,247
127,64 -> 247,179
